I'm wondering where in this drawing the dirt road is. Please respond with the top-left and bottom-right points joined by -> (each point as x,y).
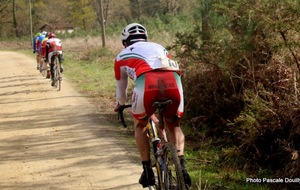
0,51 -> 143,190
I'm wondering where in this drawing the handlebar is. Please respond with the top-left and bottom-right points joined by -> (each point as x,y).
117,104 -> 131,128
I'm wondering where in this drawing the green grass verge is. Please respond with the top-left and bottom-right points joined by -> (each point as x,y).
63,48 -> 115,97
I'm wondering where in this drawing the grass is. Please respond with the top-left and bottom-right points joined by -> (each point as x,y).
1,37 -> 273,190
65,57 -> 114,94
62,36 -> 118,103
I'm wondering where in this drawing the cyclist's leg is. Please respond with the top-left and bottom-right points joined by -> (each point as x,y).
134,118 -> 150,160
162,72 -> 192,188
165,120 -> 191,188
159,71 -> 184,155
132,74 -> 155,187
48,52 -> 54,80
38,51 -> 43,69
134,118 -> 155,187
36,53 -> 40,70
165,119 -> 185,155
132,74 -> 152,162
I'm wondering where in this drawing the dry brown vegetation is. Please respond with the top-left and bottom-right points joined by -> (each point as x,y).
63,36 -> 122,60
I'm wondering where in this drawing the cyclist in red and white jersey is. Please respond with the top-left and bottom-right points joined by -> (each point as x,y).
45,32 -> 64,86
114,23 -> 191,188
38,32 -> 50,78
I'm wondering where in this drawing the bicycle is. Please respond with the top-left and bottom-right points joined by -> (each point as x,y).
118,100 -> 186,190
41,59 -> 50,79
50,52 -> 62,91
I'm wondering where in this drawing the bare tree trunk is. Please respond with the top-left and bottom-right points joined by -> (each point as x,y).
201,0 -> 211,44
29,0 -> 33,46
171,0 -> 177,14
97,0 -> 106,47
104,0 -> 110,24
13,0 -> 19,37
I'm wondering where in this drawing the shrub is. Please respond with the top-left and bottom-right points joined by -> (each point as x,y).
170,0 -> 300,183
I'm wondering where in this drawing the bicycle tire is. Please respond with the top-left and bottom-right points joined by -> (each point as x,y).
163,142 -> 185,190
57,60 -> 61,91
52,56 -> 61,91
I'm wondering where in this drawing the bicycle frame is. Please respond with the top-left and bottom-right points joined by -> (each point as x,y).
118,100 -> 185,190
147,119 -> 163,190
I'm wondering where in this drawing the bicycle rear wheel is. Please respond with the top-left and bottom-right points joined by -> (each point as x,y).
163,142 -> 185,190
52,56 -> 61,91
57,61 -> 61,91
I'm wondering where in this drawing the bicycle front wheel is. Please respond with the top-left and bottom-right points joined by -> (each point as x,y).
163,142 -> 185,190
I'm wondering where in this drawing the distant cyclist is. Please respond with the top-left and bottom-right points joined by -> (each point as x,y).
41,32 -> 50,78
36,31 -> 47,71
45,32 -> 64,86
32,32 -> 41,53
32,32 -> 41,70
114,23 -> 191,188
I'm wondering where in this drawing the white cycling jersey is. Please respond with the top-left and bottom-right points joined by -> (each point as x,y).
115,41 -> 179,81
114,42 -> 183,117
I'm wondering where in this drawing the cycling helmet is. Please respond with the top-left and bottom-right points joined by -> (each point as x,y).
121,23 -> 148,46
42,31 -> 47,36
48,32 -> 56,39
36,32 -> 41,37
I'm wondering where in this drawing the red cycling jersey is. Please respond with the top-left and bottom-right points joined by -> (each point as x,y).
46,38 -> 62,53
114,41 -> 184,121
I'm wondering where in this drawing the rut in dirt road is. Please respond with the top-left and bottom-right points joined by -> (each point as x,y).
0,51 -> 143,190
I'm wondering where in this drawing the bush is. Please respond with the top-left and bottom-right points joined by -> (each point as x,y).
170,0 -> 300,184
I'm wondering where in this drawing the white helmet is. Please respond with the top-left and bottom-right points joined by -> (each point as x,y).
121,23 -> 148,46
42,31 -> 47,36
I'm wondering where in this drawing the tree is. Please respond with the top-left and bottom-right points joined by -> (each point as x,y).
165,0 -> 180,14
31,0 -> 69,32
200,0 -> 212,43
0,0 -> 11,37
0,0 -> 31,37
68,0 -> 96,31
13,0 -> 19,37
172,0 -> 300,183
94,0 -> 106,47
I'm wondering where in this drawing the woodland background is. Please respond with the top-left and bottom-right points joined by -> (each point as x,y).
1,0 -> 300,189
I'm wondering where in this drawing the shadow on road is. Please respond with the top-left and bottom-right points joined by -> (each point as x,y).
0,72 -> 141,189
